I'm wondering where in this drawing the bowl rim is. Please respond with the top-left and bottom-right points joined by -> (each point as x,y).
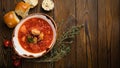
12,13 -> 57,58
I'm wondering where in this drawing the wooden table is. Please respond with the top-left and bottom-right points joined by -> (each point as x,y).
0,0 -> 120,68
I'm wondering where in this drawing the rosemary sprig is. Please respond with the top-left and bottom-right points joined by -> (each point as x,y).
45,24 -> 84,62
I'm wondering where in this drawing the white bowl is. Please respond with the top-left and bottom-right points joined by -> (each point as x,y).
12,13 -> 57,58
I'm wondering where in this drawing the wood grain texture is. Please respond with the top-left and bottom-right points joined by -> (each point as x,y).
98,0 -> 120,68
109,0 -> 120,68
98,0 -> 109,68
76,0 -> 98,68
0,0 -> 120,68
54,0 -> 76,68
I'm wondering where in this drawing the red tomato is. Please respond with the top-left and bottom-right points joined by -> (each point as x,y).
13,60 -> 21,67
3,40 -> 10,47
3,40 -> 13,47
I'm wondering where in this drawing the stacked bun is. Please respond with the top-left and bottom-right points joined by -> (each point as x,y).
3,0 -> 38,28
4,11 -> 20,28
3,0 -> 55,28
15,1 -> 31,18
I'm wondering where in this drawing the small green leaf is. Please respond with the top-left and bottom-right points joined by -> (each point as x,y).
27,35 -> 34,43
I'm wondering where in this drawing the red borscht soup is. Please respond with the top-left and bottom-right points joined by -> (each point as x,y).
18,18 -> 53,53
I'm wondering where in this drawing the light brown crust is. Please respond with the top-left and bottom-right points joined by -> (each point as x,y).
15,1 -> 30,18
4,11 -> 20,28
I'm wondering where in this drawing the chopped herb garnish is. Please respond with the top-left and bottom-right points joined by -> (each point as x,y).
27,35 -> 34,43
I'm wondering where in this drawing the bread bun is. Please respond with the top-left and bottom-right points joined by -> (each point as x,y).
42,0 -> 54,11
23,0 -> 38,8
15,1 -> 30,18
4,11 -> 20,28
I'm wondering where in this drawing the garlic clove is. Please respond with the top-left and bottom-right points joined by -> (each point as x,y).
31,29 -> 40,36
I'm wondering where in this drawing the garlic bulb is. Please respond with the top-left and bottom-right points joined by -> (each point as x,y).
23,0 -> 38,8
42,0 -> 54,11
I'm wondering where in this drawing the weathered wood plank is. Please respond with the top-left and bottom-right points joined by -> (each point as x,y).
109,0 -> 120,68
76,0 -> 98,68
54,0 -> 76,68
76,0 -> 87,67
98,0 -> 120,68
21,62 -> 52,68
98,0 -> 110,68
